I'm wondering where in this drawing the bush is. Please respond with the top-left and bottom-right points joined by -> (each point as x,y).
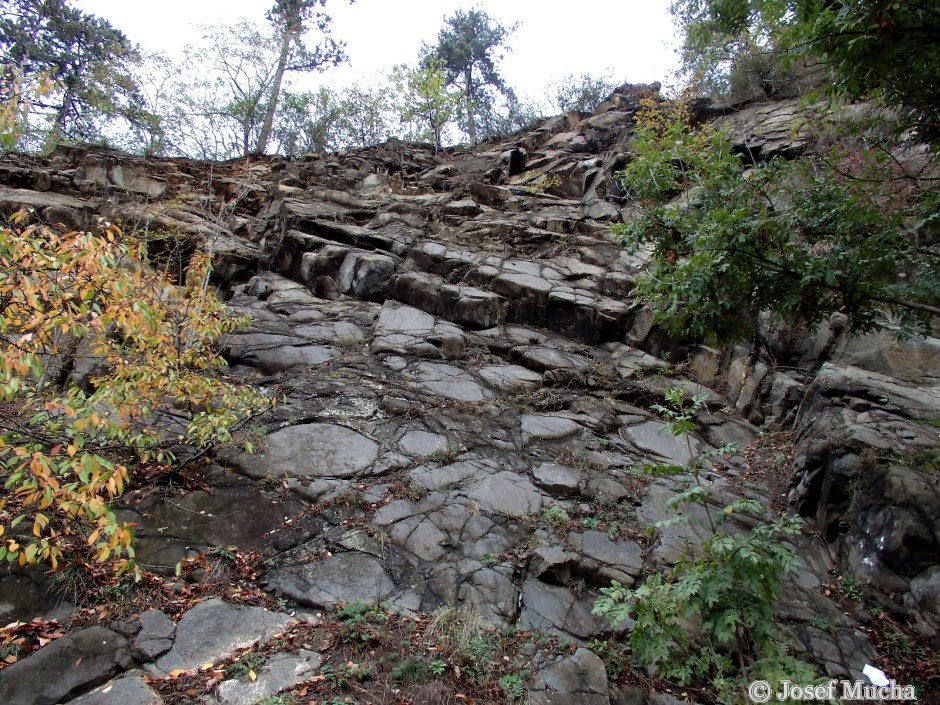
615,98 -> 940,345
593,389 -> 815,702
0,213 -> 271,574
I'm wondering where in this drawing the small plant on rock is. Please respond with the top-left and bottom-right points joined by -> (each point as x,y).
593,388 -> 814,702
498,672 -> 526,701
392,657 -> 433,684
524,173 -> 562,195
334,601 -> 387,644
226,652 -> 267,681
424,444 -> 463,464
541,506 -> 571,532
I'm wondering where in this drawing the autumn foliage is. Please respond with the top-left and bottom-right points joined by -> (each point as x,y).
0,212 -> 271,574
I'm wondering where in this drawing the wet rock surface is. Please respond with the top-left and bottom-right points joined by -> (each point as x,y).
1,83 -> 937,704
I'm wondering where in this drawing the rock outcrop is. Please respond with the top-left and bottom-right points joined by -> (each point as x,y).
1,83 -> 937,703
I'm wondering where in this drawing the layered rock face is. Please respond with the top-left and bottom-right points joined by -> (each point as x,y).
1,84 -> 938,703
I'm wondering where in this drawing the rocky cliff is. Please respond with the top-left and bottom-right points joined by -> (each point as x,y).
0,84 -> 937,704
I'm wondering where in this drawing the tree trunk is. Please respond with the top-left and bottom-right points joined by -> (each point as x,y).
51,85 -> 74,145
463,68 -> 476,145
255,22 -> 293,155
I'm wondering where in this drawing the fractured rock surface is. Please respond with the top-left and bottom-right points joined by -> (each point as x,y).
1,83 -> 937,703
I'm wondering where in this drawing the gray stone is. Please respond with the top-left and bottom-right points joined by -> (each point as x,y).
132,610 -> 175,661
371,303 -> 466,358
0,185 -> 94,214
216,650 -> 322,705
130,486 -> 303,553
398,430 -> 450,456
621,420 -> 700,464
479,365 -> 543,393
569,531 -> 644,586
646,695 -> 689,705
583,477 -> 632,502
522,414 -> 583,442
529,648 -> 610,705
410,362 -> 486,402
516,346 -> 591,374
453,564 -> 521,626
267,552 -> 398,609
440,284 -> 505,328
108,164 -> 167,198
241,344 -> 339,373
392,516 -> 450,561
832,331 -> 940,385
467,471 -> 547,517
338,251 -> 397,299
519,580 -> 610,639
64,672 -> 162,705
0,569 -> 77,624
0,627 -> 131,705
231,423 -> 379,479
153,599 -> 291,674
911,567 -> 940,619
408,459 -> 493,491
529,546 -> 578,583
292,320 -> 365,344
443,198 -> 482,216
492,272 -> 554,305
532,463 -> 581,495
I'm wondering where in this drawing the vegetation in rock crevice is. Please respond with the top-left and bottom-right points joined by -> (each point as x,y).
594,389 -> 813,703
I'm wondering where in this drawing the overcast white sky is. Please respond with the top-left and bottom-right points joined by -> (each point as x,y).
72,0 -> 681,103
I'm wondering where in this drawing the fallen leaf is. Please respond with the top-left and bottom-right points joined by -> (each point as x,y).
169,668 -> 188,678
74,658 -> 82,667
248,669 -> 257,682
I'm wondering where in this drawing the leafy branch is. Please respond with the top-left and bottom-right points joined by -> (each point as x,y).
0,212 -> 273,574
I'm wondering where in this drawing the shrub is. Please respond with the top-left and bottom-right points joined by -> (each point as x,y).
0,213 -> 272,574
615,98 -> 940,345
593,389 -> 815,702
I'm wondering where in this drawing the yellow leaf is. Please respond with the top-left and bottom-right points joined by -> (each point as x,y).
247,669 -> 257,682
169,669 -> 187,678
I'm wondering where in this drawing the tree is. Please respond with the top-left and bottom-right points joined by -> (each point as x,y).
109,52 -> 180,156
166,21 -> 282,160
391,59 -> 460,152
254,0 -> 345,155
552,72 -> 618,113
615,98 -> 940,345
427,8 -> 516,144
273,84 -> 392,156
672,0 -> 940,141
0,0 -> 147,148
0,213 -> 272,574
338,83 -> 393,148
274,87 -> 346,155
